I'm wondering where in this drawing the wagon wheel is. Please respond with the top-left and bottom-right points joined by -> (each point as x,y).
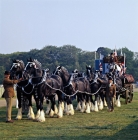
125,89 -> 129,104
129,84 -> 133,103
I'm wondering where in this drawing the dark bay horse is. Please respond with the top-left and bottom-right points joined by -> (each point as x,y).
24,58 -> 65,119
72,69 -> 92,113
86,65 -> 108,112
10,59 -> 35,120
40,71 -> 65,118
53,66 -> 76,115
23,58 -> 46,122
54,66 -> 92,114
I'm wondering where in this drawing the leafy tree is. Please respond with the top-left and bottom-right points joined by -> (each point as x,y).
0,46 -> 137,84
0,66 -> 5,84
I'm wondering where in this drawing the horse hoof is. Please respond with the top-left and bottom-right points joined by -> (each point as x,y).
15,117 -> 22,120
57,115 -> 63,118
108,109 -> 112,112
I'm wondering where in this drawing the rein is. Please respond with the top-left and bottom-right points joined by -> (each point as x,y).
17,70 -> 47,94
44,77 -> 102,97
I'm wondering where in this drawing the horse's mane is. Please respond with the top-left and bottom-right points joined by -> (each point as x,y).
61,66 -> 69,75
12,59 -> 25,68
33,59 -> 42,69
86,66 -> 93,75
28,58 -> 42,69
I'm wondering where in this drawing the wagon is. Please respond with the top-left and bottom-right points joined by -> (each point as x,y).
101,55 -> 134,104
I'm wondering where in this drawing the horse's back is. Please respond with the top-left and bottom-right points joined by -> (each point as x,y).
48,75 -> 63,89
51,75 -> 62,83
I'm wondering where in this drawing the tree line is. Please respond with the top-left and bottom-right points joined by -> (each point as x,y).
0,45 -> 137,84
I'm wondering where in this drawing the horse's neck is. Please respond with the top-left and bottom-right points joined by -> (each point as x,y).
62,73 -> 71,85
86,72 -> 94,82
33,69 -> 43,77
16,71 -> 23,78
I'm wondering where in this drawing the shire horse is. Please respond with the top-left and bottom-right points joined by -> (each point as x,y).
24,58 -> 65,120
23,58 -> 47,122
72,69 -> 92,113
54,66 -> 92,114
86,65 -> 108,112
10,59 -> 35,120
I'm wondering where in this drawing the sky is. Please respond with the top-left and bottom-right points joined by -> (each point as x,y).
0,0 -> 138,54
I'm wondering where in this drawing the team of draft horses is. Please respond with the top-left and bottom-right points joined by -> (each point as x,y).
9,55 -> 133,122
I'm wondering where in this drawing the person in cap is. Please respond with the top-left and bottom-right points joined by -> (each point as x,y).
3,70 -> 22,123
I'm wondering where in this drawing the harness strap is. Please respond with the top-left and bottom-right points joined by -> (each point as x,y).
45,80 -> 102,97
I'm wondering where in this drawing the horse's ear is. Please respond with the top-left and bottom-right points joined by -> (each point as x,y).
86,65 -> 88,68
57,66 -> 61,69
13,59 -> 16,63
31,58 -> 34,62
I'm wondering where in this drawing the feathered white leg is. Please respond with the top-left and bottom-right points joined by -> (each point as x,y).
69,104 -> 74,115
49,109 -> 55,117
94,101 -> 99,112
66,104 -> 70,115
99,99 -> 104,110
27,106 -> 35,119
104,98 -> 107,107
63,102 -> 68,114
37,110 -> 45,122
76,102 -> 81,111
35,109 -> 40,120
61,101 -> 64,111
90,103 -> 95,111
85,102 -> 90,113
116,99 -> 121,107
80,101 -> 86,113
16,108 -> 22,120
57,103 -> 63,118
67,104 -> 74,115
115,95 -> 121,107
16,99 -> 18,108
45,102 -> 51,115
54,104 -> 58,115
89,101 -> 91,108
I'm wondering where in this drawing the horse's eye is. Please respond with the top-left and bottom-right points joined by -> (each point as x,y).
30,64 -> 32,67
14,65 -> 17,68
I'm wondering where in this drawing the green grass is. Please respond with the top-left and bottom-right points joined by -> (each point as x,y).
0,93 -> 138,140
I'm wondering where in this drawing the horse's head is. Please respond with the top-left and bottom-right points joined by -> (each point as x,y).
94,70 -> 100,77
24,58 -> 42,78
10,59 -> 25,79
53,66 -> 62,75
86,65 -> 94,81
72,69 -> 84,78
54,66 -> 70,85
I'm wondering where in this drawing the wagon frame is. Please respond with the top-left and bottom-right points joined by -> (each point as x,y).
102,55 -> 134,104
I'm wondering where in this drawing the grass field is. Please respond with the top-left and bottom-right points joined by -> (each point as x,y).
0,93 -> 138,140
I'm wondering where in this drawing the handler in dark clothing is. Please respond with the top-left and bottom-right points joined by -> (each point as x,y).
3,71 -> 22,123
